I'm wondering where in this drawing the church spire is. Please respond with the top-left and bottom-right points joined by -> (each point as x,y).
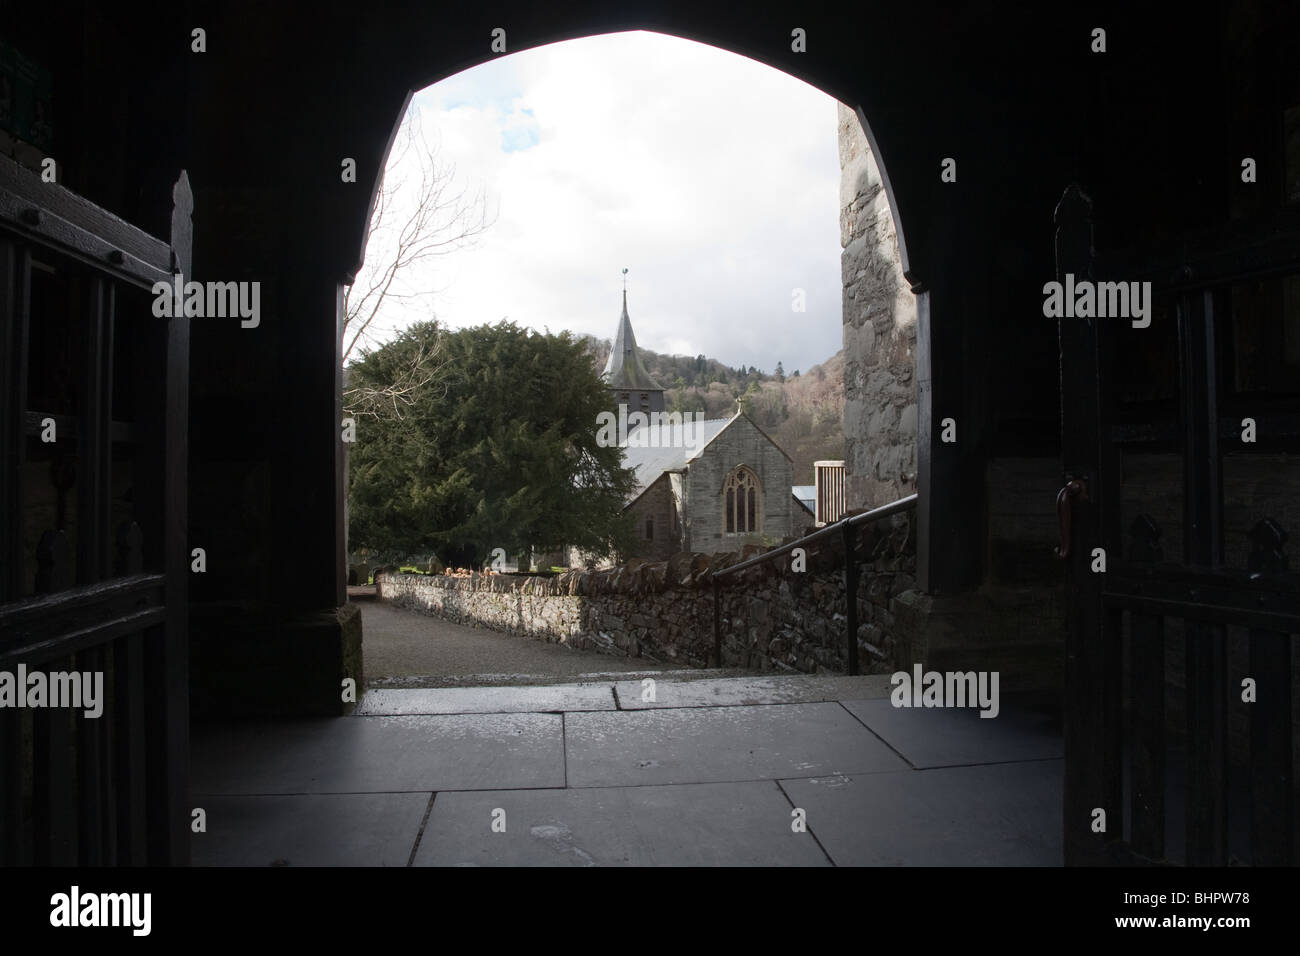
602,270 -> 663,391
621,267 -> 629,323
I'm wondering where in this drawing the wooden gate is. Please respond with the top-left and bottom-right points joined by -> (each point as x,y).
0,155 -> 191,865
1057,184 -> 1300,866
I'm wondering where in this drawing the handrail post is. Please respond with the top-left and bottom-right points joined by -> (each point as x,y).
843,522 -> 859,676
712,574 -> 721,667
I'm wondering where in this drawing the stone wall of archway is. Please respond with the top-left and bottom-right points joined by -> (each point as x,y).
838,103 -> 917,511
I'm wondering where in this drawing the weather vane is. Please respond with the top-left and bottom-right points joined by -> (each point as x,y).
622,267 -> 628,291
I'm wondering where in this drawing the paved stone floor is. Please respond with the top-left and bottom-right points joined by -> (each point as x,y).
190,674 -> 1064,866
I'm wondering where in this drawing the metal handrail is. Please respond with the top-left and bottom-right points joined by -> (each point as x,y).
712,493 -> 917,580
710,492 -> 918,674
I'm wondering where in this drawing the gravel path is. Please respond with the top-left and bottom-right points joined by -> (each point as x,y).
359,601 -> 755,688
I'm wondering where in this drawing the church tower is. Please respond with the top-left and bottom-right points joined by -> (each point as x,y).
601,270 -> 665,417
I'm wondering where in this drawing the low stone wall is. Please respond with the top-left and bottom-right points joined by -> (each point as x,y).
378,513 -> 916,675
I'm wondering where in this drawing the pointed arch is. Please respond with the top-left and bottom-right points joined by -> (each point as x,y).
722,465 -> 762,535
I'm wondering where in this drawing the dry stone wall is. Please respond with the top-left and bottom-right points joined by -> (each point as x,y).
378,513 -> 917,675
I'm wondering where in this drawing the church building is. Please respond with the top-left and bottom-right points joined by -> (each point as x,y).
600,287 -> 803,560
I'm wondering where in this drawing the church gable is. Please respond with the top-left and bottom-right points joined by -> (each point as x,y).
681,413 -> 794,551
614,412 -> 796,554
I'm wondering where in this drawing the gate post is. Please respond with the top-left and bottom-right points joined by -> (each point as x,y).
1177,288 -> 1227,866
1056,183 -> 1122,865
1247,517 -> 1293,865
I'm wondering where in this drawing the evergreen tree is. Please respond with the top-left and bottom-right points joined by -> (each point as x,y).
347,321 -> 639,567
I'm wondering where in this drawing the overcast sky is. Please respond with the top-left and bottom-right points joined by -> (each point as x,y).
356,30 -> 844,375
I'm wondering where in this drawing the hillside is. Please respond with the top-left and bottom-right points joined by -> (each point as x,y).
581,336 -> 845,485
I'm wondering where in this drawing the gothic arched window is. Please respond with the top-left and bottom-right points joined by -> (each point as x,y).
723,466 -> 762,534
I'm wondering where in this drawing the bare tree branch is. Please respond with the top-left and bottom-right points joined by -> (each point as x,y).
342,104 -> 497,370
343,332 -> 450,420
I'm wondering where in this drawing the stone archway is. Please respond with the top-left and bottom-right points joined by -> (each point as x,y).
173,5 -> 1052,715
342,26 -> 933,580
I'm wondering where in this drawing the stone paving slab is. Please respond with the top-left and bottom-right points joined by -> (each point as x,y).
187,675 -> 1068,867
613,674 -> 894,709
413,781 -> 831,867
779,759 -> 1063,866
357,684 -> 617,715
191,713 -> 564,794
564,702 -> 909,787
841,697 -> 1063,768
191,792 -> 429,867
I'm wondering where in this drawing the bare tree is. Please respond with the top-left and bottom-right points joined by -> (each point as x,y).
342,104 -> 495,418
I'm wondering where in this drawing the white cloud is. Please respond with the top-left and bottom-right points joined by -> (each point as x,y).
355,30 -> 846,376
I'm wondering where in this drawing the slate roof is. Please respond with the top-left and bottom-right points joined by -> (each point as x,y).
602,290 -> 664,391
621,417 -> 731,494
